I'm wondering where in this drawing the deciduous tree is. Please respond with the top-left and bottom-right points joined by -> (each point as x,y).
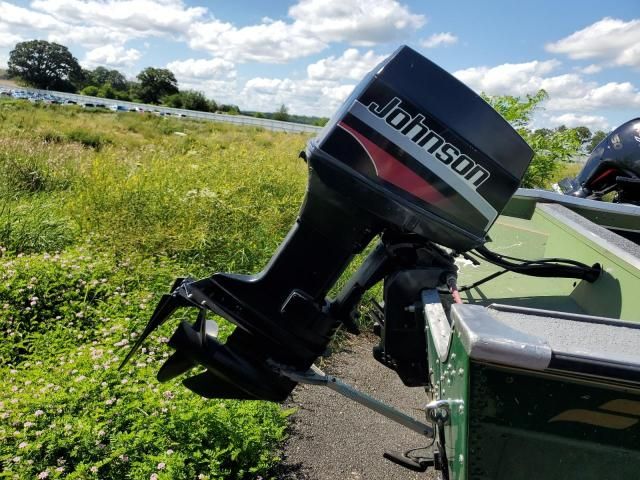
8,40 -> 81,91
136,67 -> 178,104
485,90 -> 581,188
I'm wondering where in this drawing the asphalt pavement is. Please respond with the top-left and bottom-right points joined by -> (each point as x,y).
276,333 -> 438,480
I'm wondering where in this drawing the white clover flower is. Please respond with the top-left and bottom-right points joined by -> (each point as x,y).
18,441 -> 28,449
34,410 -> 44,417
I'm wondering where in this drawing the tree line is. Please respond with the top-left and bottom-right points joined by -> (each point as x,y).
7,40 -> 238,114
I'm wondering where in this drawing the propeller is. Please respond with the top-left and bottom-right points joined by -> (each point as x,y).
156,309 -> 218,382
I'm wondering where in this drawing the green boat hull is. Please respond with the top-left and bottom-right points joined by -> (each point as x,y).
423,200 -> 640,479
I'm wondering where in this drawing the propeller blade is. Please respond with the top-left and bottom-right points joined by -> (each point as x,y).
195,309 -> 219,346
157,351 -> 195,383
157,310 -> 210,383
196,309 -> 207,347
119,294 -> 188,370
204,319 -> 219,339
182,371 -> 258,400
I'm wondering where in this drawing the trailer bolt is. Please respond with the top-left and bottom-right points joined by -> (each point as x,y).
458,368 -> 464,376
459,454 -> 464,464
404,305 -> 416,313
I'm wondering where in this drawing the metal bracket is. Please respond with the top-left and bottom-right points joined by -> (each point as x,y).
425,399 -> 464,425
274,363 -> 434,438
423,289 -> 452,362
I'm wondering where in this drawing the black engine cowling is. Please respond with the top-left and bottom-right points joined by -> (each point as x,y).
559,118 -> 640,204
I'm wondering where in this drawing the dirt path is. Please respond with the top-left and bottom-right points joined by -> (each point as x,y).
276,333 -> 437,480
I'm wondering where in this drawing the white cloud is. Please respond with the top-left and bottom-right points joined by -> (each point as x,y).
84,44 -> 141,67
545,81 -> 640,112
0,0 -> 208,54
307,48 -> 385,81
239,48 -> 389,115
241,76 -> 355,116
546,17 -> 640,68
166,58 -> 236,80
0,30 -> 22,48
188,0 -> 424,63
455,58 -> 640,129
0,1 -> 62,29
454,59 -> 640,112
454,59 -> 561,96
49,26 -> 132,48
177,78 -> 240,106
31,0 -> 206,37
289,0 -> 425,46
0,0 -> 424,68
547,113 -> 609,131
253,47 -> 390,115
577,64 -> 602,75
187,20 -> 327,64
421,32 -> 458,48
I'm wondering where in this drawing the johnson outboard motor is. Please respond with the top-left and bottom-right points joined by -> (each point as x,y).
559,118 -> 640,205
119,46 -> 534,401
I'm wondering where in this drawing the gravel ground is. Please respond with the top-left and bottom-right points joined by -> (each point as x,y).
276,333 -> 437,480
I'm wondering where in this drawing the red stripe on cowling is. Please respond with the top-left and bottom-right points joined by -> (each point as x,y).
338,121 -> 446,205
590,168 -> 616,186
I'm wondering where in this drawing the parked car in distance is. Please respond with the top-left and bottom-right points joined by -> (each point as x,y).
109,104 -> 128,112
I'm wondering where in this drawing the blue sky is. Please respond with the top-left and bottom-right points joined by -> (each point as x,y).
0,0 -> 638,130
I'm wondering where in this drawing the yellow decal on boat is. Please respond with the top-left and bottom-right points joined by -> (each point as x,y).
550,400 -> 640,430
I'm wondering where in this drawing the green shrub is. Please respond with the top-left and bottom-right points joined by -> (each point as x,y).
0,140 -> 77,194
484,90 -> 582,188
66,129 -> 111,151
0,201 -> 76,255
81,85 -> 99,96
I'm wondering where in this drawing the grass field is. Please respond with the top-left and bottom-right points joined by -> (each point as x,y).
0,100 -> 311,479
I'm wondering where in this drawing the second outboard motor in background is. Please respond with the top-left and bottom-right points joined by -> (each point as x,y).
119,45 -> 533,401
559,118 -> 640,205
